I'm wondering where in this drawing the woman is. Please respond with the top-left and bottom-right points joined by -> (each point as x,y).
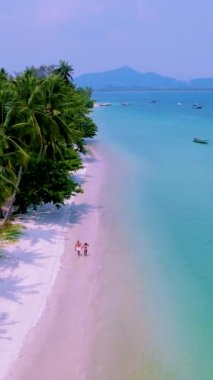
82,242 -> 89,256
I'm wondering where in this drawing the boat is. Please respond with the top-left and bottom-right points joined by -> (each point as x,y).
121,103 -> 131,106
149,100 -> 159,103
192,104 -> 203,109
98,102 -> 112,107
193,137 -> 208,144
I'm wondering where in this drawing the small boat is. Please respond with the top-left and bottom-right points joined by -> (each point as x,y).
192,104 -> 203,109
99,102 -> 112,107
193,137 -> 208,144
122,103 -> 131,106
149,100 -> 159,103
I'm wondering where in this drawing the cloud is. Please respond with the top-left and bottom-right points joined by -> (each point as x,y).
36,0 -> 77,24
35,0 -> 107,25
35,0 -> 154,26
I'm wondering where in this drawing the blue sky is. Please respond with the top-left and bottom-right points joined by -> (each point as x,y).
1,0 -> 213,79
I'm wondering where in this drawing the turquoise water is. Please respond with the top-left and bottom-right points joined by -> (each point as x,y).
93,92 -> 213,379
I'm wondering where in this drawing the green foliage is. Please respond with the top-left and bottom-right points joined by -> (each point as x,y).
0,222 -> 23,244
0,165 -> 16,206
0,68 -> 8,82
53,60 -> 74,83
0,60 -> 97,216
15,151 -> 83,213
77,87 -> 94,109
25,64 -> 56,79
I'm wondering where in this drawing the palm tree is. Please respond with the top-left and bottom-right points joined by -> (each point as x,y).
0,73 -> 36,224
0,68 -> 8,82
11,71 -> 75,156
0,64 -> 96,220
0,119 -> 28,225
1,165 -> 23,225
0,71 -> 74,220
0,161 -> 16,218
53,60 -> 74,84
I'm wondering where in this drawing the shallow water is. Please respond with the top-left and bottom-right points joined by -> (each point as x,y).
91,92 -> 213,379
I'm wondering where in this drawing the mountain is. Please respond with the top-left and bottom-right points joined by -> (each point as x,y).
74,66 -> 213,90
190,78 -> 213,88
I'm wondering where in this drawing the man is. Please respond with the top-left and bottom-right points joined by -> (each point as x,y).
75,240 -> 82,256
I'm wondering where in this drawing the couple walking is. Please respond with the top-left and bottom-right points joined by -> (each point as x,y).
75,240 -> 89,256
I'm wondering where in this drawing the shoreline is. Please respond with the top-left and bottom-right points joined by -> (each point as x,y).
3,147 -> 104,380
0,204 -> 71,380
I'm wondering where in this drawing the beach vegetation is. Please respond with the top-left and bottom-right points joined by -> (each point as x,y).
0,60 -> 97,222
0,222 -> 23,244
24,64 -> 56,79
53,60 -> 74,83
15,152 -> 82,213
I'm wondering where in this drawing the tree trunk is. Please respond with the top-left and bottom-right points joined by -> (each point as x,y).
1,165 -> 23,226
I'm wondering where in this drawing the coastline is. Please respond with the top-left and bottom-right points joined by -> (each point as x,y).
2,141 -> 160,380
0,201 -> 71,380
1,145 -> 104,380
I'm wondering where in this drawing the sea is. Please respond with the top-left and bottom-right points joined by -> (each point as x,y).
91,91 -> 213,380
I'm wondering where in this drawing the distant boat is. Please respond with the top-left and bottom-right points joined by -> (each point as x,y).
149,100 -> 159,103
99,102 -> 112,106
192,104 -> 203,109
122,103 -> 131,106
193,137 -> 208,144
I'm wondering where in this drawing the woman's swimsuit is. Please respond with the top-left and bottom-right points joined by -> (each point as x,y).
83,245 -> 88,254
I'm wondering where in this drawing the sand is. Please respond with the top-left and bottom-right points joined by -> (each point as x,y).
1,145 -> 154,380
1,146 -> 104,380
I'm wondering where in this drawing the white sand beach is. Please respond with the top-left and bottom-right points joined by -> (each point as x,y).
1,146 -> 104,380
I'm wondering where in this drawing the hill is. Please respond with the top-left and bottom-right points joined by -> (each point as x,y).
74,66 -> 213,90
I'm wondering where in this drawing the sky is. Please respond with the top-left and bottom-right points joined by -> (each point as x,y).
1,0 -> 213,80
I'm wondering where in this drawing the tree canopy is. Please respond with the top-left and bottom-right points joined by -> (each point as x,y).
0,61 -> 97,220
